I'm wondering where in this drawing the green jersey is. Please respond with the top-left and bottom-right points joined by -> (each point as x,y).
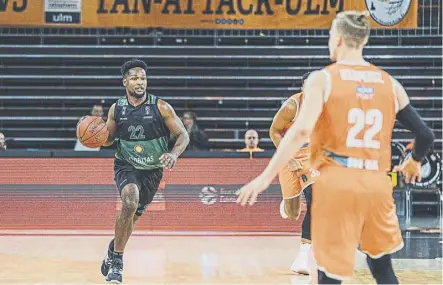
114,94 -> 170,170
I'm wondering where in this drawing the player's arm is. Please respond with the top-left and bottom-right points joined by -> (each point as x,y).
393,77 -> 435,162
103,103 -> 117,147
237,71 -> 326,205
158,99 -> 190,169
269,99 -> 298,148
260,71 -> 325,182
392,77 -> 435,183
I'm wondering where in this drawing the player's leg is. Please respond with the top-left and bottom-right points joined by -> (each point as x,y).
291,185 -> 313,275
102,214 -> 141,276
107,213 -> 142,249
301,184 -> 312,243
278,165 -> 307,274
312,167 -> 365,283
114,183 -> 140,252
281,196 -> 302,220
366,255 -> 398,284
279,165 -> 302,220
106,182 -> 140,283
360,173 -> 403,284
318,270 -> 342,284
102,164 -> 142,283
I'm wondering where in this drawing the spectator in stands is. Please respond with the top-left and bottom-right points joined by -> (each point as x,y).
91,104 -> 105,119
237,129 -> 264,153
74,104 -> 105,151
171,111 -> 208,150
0,132 -> 7,151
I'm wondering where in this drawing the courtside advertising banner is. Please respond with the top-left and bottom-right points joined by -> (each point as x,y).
0,158 -> 304,232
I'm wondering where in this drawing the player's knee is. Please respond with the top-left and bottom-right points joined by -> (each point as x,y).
121,184 -> 140,213
285,199 -> 301,221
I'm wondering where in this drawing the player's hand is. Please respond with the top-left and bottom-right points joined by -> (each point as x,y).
76,116 -> 87,126
160,153 -> 177,170
393,155 -> 422,184
236,175 -> 271,206
287,158 -> 304,171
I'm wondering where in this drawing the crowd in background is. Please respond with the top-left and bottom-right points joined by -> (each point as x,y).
0,101 -> 267,153
49,104 -> 265,153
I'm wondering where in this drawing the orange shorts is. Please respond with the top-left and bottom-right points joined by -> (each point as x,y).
279,166 -> 318,199
311,166 -> 403,280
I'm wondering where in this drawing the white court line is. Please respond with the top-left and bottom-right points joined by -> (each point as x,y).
0,229 -> 298,236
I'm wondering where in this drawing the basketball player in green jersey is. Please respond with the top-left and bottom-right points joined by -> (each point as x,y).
101,59 -> 190,283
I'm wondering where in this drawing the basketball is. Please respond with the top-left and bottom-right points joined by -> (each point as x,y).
76,116 -> 109,148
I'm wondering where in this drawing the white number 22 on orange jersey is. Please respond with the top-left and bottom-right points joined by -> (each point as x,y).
346,108 -> 383,149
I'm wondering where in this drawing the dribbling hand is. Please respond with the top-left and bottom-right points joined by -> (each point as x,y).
236,175 -> 271,206
160,153 -> 177,170
393,155 -> 422,184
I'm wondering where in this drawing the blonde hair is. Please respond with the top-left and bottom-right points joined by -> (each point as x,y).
335,10 -> 371,48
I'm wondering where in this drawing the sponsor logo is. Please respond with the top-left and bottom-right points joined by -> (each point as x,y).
198,186 -> 239,205
44,0 -> 82,24
134,145 -> 144,153
129,156 -> 154,164
356,86 -> 375,100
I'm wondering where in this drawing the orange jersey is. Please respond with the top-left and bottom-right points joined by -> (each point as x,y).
310,62 -> 397,172
280,92 -> 310,163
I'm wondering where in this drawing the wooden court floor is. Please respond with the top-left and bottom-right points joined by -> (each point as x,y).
0,235 -> 441,284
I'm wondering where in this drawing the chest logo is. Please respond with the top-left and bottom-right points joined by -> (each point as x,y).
134,145 -> 144,153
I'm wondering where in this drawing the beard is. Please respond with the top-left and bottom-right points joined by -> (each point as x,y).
128,89 -> 146,99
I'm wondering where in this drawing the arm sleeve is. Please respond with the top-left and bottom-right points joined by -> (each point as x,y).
396,104 -> 435,162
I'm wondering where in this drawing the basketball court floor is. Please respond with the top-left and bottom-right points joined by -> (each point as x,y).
0,225 -> 441,285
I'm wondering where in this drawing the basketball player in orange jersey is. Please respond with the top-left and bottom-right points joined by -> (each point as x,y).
237,10 -> 435,284
269,72 -> 317,275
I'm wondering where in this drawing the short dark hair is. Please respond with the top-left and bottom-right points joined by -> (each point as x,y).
302,72 -> 311,87
121,59 -> 148,78
183,111 -> 196,121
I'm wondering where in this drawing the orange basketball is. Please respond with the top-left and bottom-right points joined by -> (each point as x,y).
76,116 -> 109,148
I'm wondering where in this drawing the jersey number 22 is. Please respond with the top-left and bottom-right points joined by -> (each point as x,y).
346,108 -> 383,149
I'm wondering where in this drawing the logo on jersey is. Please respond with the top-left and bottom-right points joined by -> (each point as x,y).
122,106 -> 127,116
365,0 -> 412,26
129,155 -> 154,164
134,145 -> 144,153
145,106 -> 151,115
310,169 -> 320,177
118,98 -> 128,106
356,86 -> 375,100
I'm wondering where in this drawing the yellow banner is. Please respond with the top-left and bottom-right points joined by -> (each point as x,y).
0,0 -> 418,29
